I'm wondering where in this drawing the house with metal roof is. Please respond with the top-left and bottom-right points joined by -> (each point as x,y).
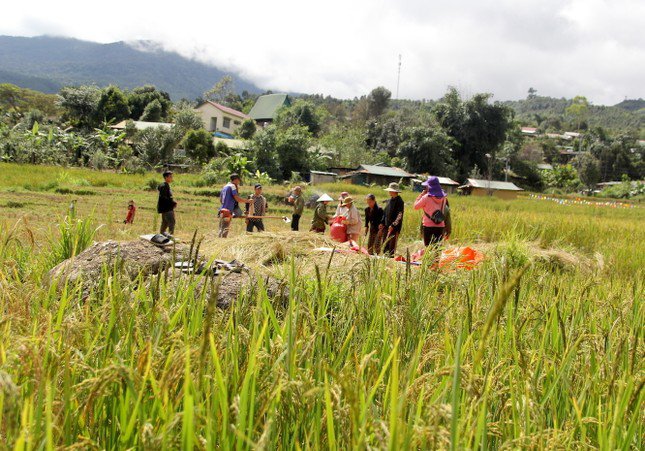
195,101 -> 249,135
340,164 -> 415,186
249,93 -> 291,125
458,178 -> 524,199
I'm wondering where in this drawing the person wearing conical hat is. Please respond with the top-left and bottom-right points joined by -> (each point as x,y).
380,182 -> 404,256
311,193 -> 332,233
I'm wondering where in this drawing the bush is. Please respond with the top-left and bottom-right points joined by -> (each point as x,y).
89,150 -> 110,170
145,178 -> 159,191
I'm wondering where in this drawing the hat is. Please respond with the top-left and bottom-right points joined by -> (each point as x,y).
162,170 -> 173,178
230,173 -> 240,181
317,193 -> 334,202
254,184 -> 262,189
338,191 -> 349,200
341,196 -> 354,206
421,176 -> 446,198
384,182 -> 401,193
128,200 -> 135,206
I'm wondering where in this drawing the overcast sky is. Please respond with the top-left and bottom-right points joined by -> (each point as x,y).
1,0 -> 643,105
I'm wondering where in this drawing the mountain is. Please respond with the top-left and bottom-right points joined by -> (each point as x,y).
0,35 -> 263,100
614,98 -> 645,112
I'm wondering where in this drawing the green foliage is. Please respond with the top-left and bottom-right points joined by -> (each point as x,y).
435,88 -> 515,180
0,83 -> 60,120
182,129 -> 215,164
139,99 -> 163,122
572,152 -> 601,190
565,96 -> 590,130
275,99 -> 322,136
173,107 -> 204,133
397,125 -> 456,176
237,118 -> 257,139
127,85 -> 172,121
203,75 -> 235,103
57,85 -> 102,129
542,164 -> 582,193
251,126 -> 280,180
95,85 -> 130,123
49,213 -> 99,266
275,125 -> 312,180
367,86 -> 391,118
133,127 -> 179,166
319,124 -> 371,167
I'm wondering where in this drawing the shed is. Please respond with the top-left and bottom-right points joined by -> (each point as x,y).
458,179 -> 524,199
309,170 -> 337,185
249,94 -> 291,125
341,164 -> 414,186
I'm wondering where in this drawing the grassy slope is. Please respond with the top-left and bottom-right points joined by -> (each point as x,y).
0,163 -> 643,448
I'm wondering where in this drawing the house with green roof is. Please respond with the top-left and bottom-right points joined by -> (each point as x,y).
249,93 -> 291,125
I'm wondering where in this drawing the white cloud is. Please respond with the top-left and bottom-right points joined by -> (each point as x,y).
1,0 -> 643,104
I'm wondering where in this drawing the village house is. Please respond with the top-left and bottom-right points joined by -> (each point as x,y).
309,170 -> 338,185
340,164 -> 415,186
249,93 -> 291,126
458,179 -> 524,199
194,101 -> 249,136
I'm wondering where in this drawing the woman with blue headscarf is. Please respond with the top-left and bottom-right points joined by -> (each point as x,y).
414,176 -> 452,246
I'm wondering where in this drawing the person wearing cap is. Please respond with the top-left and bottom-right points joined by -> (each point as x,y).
364,194 -> 384,254
380,182 -> 405,256
335,191 -> 350,217
218,173 -> 251,238
157,170 -> 177,236
414,176 -> 452,246
245,184 -> 268,232
310,193 -> 333,233
287,186 -> 305,231
336,196 -> 361,242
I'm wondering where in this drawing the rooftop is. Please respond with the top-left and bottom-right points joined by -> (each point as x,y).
356,164 -> 414,178
461,179 -> 523,191
198,101 -> 249,119
249,93 -> 290,121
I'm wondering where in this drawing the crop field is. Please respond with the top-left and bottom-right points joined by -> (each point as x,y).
0,163 -> 643,449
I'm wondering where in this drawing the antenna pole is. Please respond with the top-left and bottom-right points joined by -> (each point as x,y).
396,54 -> 402,99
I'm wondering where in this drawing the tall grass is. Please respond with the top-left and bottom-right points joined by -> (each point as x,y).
0,170 -> 643,448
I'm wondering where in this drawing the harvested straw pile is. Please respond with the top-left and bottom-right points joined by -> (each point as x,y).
200,231 -> 372,274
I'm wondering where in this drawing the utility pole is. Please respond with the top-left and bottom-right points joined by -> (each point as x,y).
396,54 -> 402,99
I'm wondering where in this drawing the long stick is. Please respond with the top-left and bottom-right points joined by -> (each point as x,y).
231,215 -> 289,220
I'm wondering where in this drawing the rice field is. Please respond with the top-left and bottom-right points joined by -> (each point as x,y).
0,163 -> 643,449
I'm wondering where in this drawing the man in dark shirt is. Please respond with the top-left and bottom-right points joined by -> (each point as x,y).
157,170 -> 177,236
364,193 -> 384,254
380,182 -> 404,256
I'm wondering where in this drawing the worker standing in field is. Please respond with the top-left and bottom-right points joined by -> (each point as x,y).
336,196 -> 361,242
157,170 -> 177,236
414,176 -> 452,246
245,184 -> 268,232
364,194 -> 384,254
288,186 -> 305,231
335,191 -> 350,217
311,193 -> 333,233
218,173 -> 251,238
380,182 -> 404,256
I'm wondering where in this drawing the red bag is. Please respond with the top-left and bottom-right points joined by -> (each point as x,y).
330,216 -> 348,242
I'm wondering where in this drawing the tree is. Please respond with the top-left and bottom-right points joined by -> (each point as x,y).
565,96 -> 589,131
237,118 -> 257,139
573,152 -> 601,191
95,86 -> 130,123
57,85 -> 102,129
527,87 -> 537,99
204,75 -> 235,104
367,87 -> 391,118
173,107 -> 204,133
181,129 -> 215,163
275,100 -> 322,136
251,126 -> 280,180
365,118 -> 402,157
275,125 -> 312,180
397,126 -> 456,176
127,86 -> 172,121
434,87 -> 514,181
140,100 -> 163,122
134,127 -> 179,166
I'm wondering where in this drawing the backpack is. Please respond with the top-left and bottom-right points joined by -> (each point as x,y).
424,198 -> 447,225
